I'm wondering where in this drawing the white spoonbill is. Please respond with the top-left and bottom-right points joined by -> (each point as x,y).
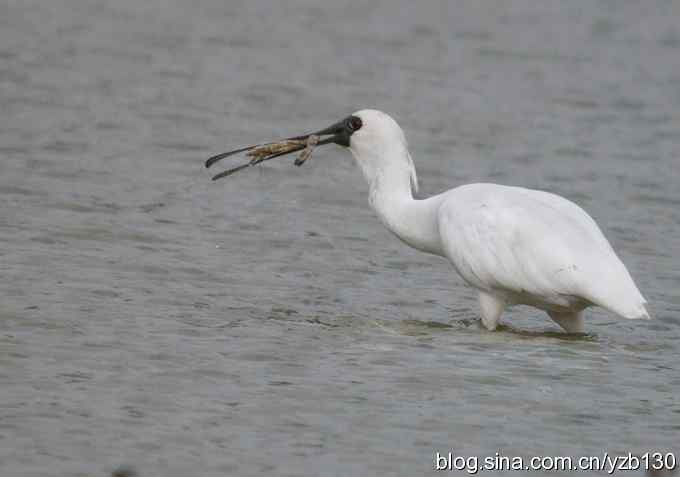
206,109 -> 649,333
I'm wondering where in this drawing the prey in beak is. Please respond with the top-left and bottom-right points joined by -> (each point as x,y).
205,115 -> 362,181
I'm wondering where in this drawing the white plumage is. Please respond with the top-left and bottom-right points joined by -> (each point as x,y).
346,109 -> 648,333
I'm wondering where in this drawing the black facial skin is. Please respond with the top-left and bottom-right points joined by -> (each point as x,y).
205,115 -> 363,171
296,114 -> 362,148
347,115 -> 363,133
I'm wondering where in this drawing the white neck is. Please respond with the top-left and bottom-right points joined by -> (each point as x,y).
353,144 -> 445,256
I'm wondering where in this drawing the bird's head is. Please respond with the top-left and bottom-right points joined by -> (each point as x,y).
343,109 -> 418,194
343,109 -> 406,155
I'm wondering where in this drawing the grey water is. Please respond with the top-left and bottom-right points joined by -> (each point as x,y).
1,0 -> 679,475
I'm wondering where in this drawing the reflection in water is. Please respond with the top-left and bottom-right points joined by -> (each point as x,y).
111,465 -> 139,477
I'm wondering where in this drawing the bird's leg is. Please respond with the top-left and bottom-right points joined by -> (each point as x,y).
547,310 -> 585,333
478,291 -> 505,331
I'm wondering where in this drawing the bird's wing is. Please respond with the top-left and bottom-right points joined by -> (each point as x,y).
437,184 -> 647,317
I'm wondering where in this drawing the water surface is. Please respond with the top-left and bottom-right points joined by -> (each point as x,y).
1,0 -> 679,475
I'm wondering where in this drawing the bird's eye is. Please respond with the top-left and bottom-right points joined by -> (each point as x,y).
347,116 -> 363,132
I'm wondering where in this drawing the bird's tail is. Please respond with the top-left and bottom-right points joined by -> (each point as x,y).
592,293 -> 650,320
611,301 -> 650,320
582,261 -> 650,320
